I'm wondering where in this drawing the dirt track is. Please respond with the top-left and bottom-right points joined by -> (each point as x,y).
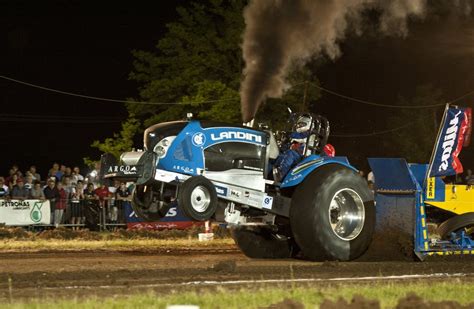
1,246 -> 474,301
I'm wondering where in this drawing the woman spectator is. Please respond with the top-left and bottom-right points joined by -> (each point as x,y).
30,181 -> 45,200
72,166 -> 84,184
54,182 -> 67,227
70,181 -> 85,230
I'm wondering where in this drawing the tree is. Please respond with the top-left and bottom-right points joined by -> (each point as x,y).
90,117 -> 141,160
382,85 -> 445,163
128,0 -> 246,125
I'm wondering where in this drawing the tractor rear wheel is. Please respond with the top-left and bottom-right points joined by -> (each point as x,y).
290,164 -> 375,261
231,226 -> 298,259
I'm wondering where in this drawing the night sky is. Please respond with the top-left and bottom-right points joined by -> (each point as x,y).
1,1 -> 474,177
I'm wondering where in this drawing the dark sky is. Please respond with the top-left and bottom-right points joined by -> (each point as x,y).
0,1 -> 185,176
1,1 -> 473,176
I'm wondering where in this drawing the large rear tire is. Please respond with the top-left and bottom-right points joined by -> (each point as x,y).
290,164 -> 375,261
231,226 -> 298,259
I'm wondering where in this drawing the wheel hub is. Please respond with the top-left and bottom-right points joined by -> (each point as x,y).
190,185 -> 211,213
328,188 -> 365,241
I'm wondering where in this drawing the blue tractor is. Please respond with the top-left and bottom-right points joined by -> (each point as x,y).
101,113 -> 375,261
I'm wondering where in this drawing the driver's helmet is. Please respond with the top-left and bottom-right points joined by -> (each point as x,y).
295,114 -> 312,133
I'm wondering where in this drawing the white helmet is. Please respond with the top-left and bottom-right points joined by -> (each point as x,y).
295,115 -> 312,133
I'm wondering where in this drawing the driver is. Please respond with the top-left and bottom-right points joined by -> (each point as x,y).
272,114 -> 312,182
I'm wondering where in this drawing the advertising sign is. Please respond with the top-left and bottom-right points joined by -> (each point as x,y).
0,199 -> 51,225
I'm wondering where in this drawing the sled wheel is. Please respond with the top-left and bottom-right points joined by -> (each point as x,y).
290,164 -> 375,261
437,213 -> 474,239
178,176 -> 218,221
231,226 -> 299,259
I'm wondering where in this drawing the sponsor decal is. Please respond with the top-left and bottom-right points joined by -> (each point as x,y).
172,165 -> 194,174
230,189 -> 242,198
215,186 -> 228,197
290,158 -> 323,175
429,106 -> 471,177
427,178 -> 435,199
262,196 -> 273,209
210,131 -> 263,144
192,132 -> 206,146
107,165 -> 138,175
0,200 -> 31,209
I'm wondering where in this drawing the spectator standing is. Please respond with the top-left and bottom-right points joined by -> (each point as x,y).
56,165 -> 66,181
48,163 -> 60,181
24,174 -> 34,190
116,182 -> 131,224
0,177 -> 9,198
55,182 -> 67,227
62,176 -> 76,224
72,166 -> 84,184
28,165 -> 41,182
71,181 -> 85,230
30,181 -> 45,200
44,179 -> 60,225
7,173 -> 18,191
11,178 -> 30,200
108,181 -> 120,226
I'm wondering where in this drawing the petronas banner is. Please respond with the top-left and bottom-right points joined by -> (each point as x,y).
0,199 -> 51,225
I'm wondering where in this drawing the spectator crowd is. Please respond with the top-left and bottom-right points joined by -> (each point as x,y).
0,163 -> 132,229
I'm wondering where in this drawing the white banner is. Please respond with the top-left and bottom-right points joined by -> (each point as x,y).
0,199 -> 51,225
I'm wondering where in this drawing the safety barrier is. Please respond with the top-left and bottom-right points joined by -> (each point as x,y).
0,198 -> 200,231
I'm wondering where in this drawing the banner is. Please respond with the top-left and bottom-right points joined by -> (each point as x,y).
0,199 -> 51,226
124,202 -> 203,230
428,105 -> 472,177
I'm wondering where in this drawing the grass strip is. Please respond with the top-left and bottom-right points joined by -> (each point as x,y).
0,238 -> 235,252
4,280 -> 474,308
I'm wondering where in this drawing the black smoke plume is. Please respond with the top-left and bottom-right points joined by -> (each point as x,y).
240,0 -> 431,122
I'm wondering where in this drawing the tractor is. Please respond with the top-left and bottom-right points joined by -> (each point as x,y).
100,112 -> 375,261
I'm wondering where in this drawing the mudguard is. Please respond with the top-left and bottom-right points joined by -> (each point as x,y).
280,155 -> 356,188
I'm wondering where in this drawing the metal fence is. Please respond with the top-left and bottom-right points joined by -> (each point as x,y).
40,198 -> 129,231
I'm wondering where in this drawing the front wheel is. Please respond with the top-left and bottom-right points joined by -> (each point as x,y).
290,164 -> 375,261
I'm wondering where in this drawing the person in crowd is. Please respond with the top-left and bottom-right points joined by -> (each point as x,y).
30,181 -> 45,200
7,173 -> 19,191
57,164 -> 66,181
44,178 -> 60,225
72,166 -> 84,184
95,182 -> 111,208
108,180 -> 120,226
62,175 -> 75,224
0,177 -> 9,198
64,166 -> 72,178
54,182 -> 67,227
24,173 -> 34,190
11,178 -> 30,200
116,182 -> 131,224
28,165 -> 41,182
70,181 -> 85,230
48,163 -> 60,181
